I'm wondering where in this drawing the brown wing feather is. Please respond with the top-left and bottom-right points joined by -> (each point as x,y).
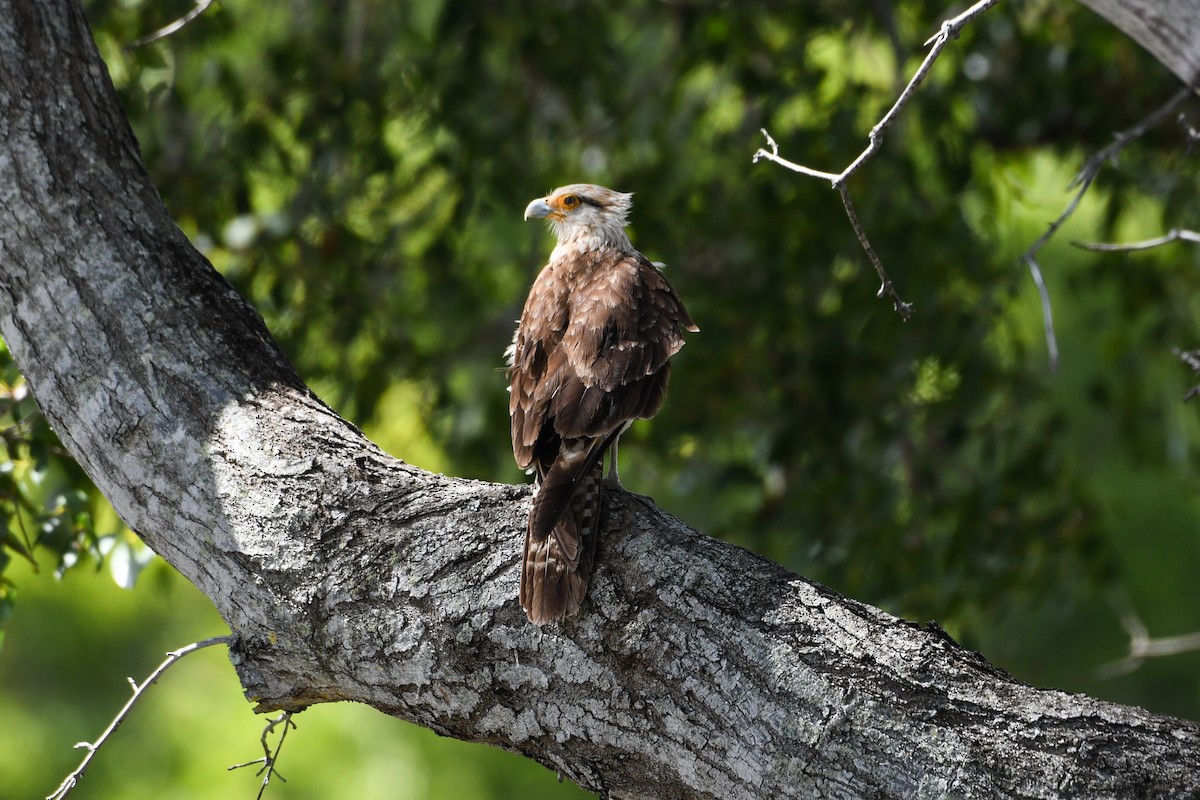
551,252 -> 694,439
508,270 -> 570,470
508,247 -> 695,623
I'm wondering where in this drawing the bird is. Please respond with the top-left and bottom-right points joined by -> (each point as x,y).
507,183 -> 697,625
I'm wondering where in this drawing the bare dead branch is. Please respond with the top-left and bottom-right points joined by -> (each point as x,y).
47,636 -> 232,800
1025,259 -> 1059,370
753,0 -> 1003,186
1172,348 -> 1200,401
838,185 -> 914,319
753,128 -> 838,182
1177,348 -> 1200,374
228,711 -> 297,800
128,0 -> 217,49
1020,85 -> 1196,373
1069,87 -> 1196,192
1183,113 -> 1200,154
752,0 -> 1001,320
1097,604 -> 1200,679
1073,228 -> 1200,251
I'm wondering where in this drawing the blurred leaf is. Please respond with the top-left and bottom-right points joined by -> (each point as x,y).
98,535 -> 157,590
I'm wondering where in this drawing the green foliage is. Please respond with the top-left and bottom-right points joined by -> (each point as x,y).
0,344 -> 135,604
4,0 -> 1200,796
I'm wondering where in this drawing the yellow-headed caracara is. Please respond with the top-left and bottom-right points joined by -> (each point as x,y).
507,184 -> 697,625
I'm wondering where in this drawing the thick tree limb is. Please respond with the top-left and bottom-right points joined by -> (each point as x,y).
1077,0 -> 1200,86
2,2 -> 1200,798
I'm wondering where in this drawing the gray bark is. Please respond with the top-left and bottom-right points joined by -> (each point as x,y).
1078,0 -> 1200,86
2,2 -> 1199,798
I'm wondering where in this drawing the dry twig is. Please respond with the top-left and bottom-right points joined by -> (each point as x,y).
1097,603 -> 1200,679
128,0 -> 217,49
753,0 -> 1003,321
47,636 -> 232,800
1073,228 -> 1200,252
1020,85 -> 1196,372
229,711 -> 298,800
1173,347 -> 1200,401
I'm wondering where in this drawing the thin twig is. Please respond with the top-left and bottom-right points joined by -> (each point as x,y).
845,0 -> 1002,180
1173,348 -> 1200,401
752,0 -> 1002,320
1177,348 -> 1200,375
1068,87 -> 1195,192
1183,114 -> 1200,155
1019,85 -> 1196,373
47,636 -> 232,800
128,0 -> 217,49
229,711 -> 297,799
1073,228 -> 1200,252
753,129 -> 839,182
838,185 -> 914,319
754,0 -> 1001,188
1097,604 -> 1200,679
1025,259 -> 1058,369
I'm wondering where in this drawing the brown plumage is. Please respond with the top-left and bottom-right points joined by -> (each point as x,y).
507,184 -> 697,625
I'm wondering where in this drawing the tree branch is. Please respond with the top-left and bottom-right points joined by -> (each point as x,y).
1073,228 -> 1200,252
3,2 -> 1200,797
1019,85 -> 1196,372
127,0 -> 217,49
752,0 -> 1002,322
227,711 -> 297,799
1098,603 -> 1200,679
1172,348 -> 1200,402
1077,0 -> 1200,86
47,637 -> 231,800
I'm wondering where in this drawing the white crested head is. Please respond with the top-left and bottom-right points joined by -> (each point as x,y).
523,183 -> 634,252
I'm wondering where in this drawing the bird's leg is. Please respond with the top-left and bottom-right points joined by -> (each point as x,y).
605,433 -> 625,490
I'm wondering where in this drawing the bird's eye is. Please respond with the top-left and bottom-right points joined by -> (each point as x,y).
562,195 -> 580,209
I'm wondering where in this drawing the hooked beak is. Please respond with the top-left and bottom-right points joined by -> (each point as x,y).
524,197 -> 552,221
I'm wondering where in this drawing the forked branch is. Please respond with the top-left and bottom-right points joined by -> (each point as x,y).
1020,85 -> 1196,371
228,711 -> 298,800
753,0 -> 1002,321
1098,599 -> 1200,678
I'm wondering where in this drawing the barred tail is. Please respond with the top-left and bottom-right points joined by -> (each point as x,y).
520,460 -> 603,625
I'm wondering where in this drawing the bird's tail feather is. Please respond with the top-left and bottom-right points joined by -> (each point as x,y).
526,434 -> 612,541
520,460 -> 603,625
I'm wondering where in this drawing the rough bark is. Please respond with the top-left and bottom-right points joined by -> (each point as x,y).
1078,0 -> 1200,86
1,2 -> 1199,798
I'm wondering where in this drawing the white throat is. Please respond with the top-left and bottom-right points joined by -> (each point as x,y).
550,224 -> 632,258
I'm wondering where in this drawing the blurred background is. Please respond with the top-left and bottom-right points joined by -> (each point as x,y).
3,0 -> 1200,797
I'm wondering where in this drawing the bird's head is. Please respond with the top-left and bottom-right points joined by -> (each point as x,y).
524,183 -> 633,251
